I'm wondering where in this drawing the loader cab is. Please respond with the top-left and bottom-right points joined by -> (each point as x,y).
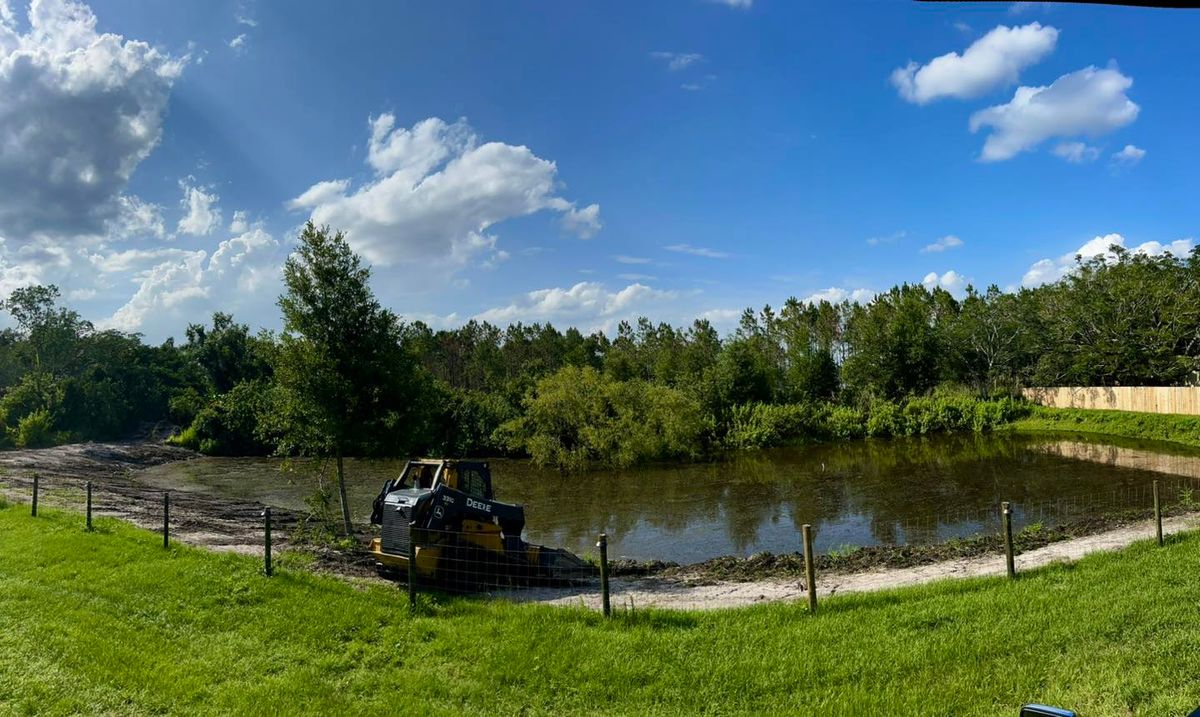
397,459 -> 494,501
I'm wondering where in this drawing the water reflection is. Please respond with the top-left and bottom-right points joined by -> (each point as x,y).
134,432 -> 1200,564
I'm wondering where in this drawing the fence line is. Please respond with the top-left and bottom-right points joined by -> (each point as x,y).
8,470 -> 1200,615
1023,386 -> 1200,415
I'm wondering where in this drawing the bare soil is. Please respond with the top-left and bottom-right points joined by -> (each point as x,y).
0,441 -> 297,556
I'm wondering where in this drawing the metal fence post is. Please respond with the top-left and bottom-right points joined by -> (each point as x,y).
264,507 -> 273,576
85,481 -> 92,531
162,491 -> 170,549
31,473 -> 38,517
1002,501 -> 1015,579
802,524 -> 817,614
598,533 -> 611,617
1153,480 -> 1163,547
407,522 -> 417,609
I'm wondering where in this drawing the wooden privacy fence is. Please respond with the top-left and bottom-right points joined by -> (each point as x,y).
1023,386 -> 1200,416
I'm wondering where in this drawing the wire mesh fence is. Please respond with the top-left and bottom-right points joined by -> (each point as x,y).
8,468 -> 1200,615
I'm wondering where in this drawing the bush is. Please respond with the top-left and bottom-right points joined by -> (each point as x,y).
826,406 -> 866,440
13,409 -> 56,448
179,380 -> 274,456
501,366 -> 709,471
726,403 -> 821,449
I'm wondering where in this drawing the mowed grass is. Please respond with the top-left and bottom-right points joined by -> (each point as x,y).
3,504 -> 1200,716
1011,406 -> 1200,450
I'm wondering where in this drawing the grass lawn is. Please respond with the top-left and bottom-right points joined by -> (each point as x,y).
1011,406 -> 1200,450
3,502 -> 1200,715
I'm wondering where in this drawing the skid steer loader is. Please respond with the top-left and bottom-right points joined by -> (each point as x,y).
368,459 -> 595,588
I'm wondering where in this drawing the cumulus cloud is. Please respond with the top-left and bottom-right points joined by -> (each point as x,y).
891,23 -> 1058,104
475,281 -> 678,328
969,66 -> 1140,162
0,0 -> 184,242
921,235 -> 963,253
922,270 -> 967,294
1021,233 -> 1194,287
561,203 -> 601,239
288,114 -> 600,267
228,210 -> 250,234
651,51 -> 703,71
177,182 -> 222,236
802,287 -> 876,305
109,195 -> 166,241
1112,144 -> 1146,165
1052,141 -> 1100,163
103,227 -> 281,334
664,243 -> 730,259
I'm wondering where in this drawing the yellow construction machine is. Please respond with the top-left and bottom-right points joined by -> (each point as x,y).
368,459 -> 594,587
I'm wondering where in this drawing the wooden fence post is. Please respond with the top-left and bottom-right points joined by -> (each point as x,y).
1002,501 -> 1015,579
1153,480 -> 1163,547
264,507 -> 273,576
803,524 -> 817,614
31,473 -> 38,517
85,481 -> 92,531
598,533 -> 611,617
162,492 -> 170,549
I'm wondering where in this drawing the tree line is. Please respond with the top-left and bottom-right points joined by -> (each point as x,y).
2,226 -> 1198,478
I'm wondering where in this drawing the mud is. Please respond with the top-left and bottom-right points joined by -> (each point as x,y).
0,441 -> 302,556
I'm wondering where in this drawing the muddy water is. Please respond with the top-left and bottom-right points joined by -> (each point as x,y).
133,432 -> 1200,564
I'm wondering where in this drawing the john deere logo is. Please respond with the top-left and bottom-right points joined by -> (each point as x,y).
466,497 -> 492,512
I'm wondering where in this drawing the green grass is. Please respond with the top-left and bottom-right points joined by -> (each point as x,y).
1011,405 -> 1200,449
4,505 -> 1200,715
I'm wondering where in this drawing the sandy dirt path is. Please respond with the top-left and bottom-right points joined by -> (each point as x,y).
502,513 -> 1200,611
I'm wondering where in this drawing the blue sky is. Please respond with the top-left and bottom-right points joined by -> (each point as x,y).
0,0 -> 1196,340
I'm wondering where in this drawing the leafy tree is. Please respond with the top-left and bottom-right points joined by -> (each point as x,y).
266,222 -> 428,533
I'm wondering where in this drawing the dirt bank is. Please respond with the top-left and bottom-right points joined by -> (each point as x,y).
0,441 -> 302,555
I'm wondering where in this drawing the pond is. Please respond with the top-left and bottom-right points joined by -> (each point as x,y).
134,432 -> 1200,565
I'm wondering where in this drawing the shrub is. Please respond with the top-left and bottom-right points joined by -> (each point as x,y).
14,409 -> 56,448
501,366 -> 709,471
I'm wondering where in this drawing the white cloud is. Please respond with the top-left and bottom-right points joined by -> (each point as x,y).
921,235 -> 964,253
109,195 -> 166,241
617,273 -> 656,281
475,281 -> 678,328
229,210 -> 250,233
708,0 -> 751,8
177,182 -> 222,236
802,287 -> 876,305
922,270 -> 967,294
561,203 -> 601,239
289,114 -> 599,267
1021,233 -> 1194,287
664,243 -> 730,259
614,255 -> 652,265
1052,141 -> 1100,163
103,227 -> 281,334
228,34 -> 246,50
969,66 -> 1140,162
650,51 -> 703,72
891,23 -> 1058,104
1112,144 -> 1146,165
0,0 -> 184,242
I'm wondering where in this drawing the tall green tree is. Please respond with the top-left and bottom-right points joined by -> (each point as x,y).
268,222 -> 427,534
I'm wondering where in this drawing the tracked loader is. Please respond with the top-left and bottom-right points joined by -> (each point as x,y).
368,459 -> 595,587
